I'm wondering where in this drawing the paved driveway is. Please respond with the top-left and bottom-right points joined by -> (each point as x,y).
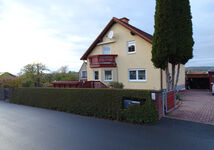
0,101 -> 214,150
167,90 -> 214,125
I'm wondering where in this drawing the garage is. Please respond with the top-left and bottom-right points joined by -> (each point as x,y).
186,73 -> 209,89
186,71 -> 214,90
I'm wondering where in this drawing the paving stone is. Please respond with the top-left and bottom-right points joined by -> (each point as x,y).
166,90 -> 214,125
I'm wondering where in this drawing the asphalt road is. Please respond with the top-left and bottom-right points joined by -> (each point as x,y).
0,101 -> 214,150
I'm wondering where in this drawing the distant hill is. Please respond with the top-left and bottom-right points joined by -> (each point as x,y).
186,66 -> 214,74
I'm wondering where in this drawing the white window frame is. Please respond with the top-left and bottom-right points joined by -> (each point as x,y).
127,41 -> 136,54
93,70 -> 99,80
128,69 -> 146,82
104,70 -> 113,81
81,70 -> 87,78
102,45 -> 111,55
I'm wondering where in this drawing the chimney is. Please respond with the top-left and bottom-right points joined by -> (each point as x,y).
120,17 -> 129,24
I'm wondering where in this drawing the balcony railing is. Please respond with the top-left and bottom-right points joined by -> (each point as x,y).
88,54 -> 118,68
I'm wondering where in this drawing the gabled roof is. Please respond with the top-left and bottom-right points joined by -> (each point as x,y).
80,17 -> 153,60
0,72 -> 16,78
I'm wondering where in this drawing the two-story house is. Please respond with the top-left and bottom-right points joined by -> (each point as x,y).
80,17 -> 185,90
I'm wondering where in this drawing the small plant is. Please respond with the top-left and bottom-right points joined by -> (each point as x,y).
176,93 -> 182,101
108,81 -> 124,89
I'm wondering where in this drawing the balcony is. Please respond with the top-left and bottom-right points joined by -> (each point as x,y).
88,54 -> 118,68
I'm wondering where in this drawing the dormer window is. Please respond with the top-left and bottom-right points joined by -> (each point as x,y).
127,41 -> 136,54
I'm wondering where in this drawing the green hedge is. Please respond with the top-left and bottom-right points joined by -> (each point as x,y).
10,88 -> 158,124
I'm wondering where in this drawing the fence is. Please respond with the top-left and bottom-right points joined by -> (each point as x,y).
52,81 -> 107,88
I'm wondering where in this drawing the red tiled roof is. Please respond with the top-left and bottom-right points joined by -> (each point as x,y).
80,17 -> 153,60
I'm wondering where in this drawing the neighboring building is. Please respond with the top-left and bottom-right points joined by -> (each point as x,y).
0,72 -> 17,87
0,72 -> 16,81
80,17 -> 185,90
78,62 -> 87,80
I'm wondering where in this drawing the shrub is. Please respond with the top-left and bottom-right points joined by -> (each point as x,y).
124,103 -> 158,124
1,77 -> 23,88
22,80 -> 34,87
42,82 -> 53,87
176,93 -> 182,101
108,82 -> 124,89
10,88 -> 158,124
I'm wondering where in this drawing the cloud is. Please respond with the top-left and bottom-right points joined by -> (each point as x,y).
0,0 -> 89,74
0,0 -> 213,75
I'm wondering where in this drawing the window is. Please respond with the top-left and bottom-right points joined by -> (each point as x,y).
104,70 -> 113,81
128,69 -> 146,81
127,41 -> 136,54
138,70 -> 146,80
102,45 -> 111,54
129,70 -> 137,80
81,71 -> 87,78
94,71 -> 99,80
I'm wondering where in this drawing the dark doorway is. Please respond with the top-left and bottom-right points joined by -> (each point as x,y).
188,78 -> 209,89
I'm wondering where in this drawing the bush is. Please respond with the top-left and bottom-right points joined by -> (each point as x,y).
1,77 -> 23,88
176,93 -> 182,101
108,82 -> 124,89
124,103 -> 158,124
22,80 -> 34,87
42,82 -> 53,87
10,88 -> 158,124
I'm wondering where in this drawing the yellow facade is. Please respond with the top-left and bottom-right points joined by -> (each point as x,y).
162,64 -> 185,90
86,22 -> 185,90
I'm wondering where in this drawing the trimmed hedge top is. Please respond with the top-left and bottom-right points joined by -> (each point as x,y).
11,88 -> 158,124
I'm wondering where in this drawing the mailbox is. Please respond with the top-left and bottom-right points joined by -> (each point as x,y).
123,99 -> 141,109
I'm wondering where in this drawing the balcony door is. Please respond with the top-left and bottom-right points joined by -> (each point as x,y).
102,45 -> 111,55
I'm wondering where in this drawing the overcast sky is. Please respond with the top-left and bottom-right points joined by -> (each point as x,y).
0,0 -> 213,75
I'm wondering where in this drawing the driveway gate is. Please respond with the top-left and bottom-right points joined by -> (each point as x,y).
162,90 -> 176,115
